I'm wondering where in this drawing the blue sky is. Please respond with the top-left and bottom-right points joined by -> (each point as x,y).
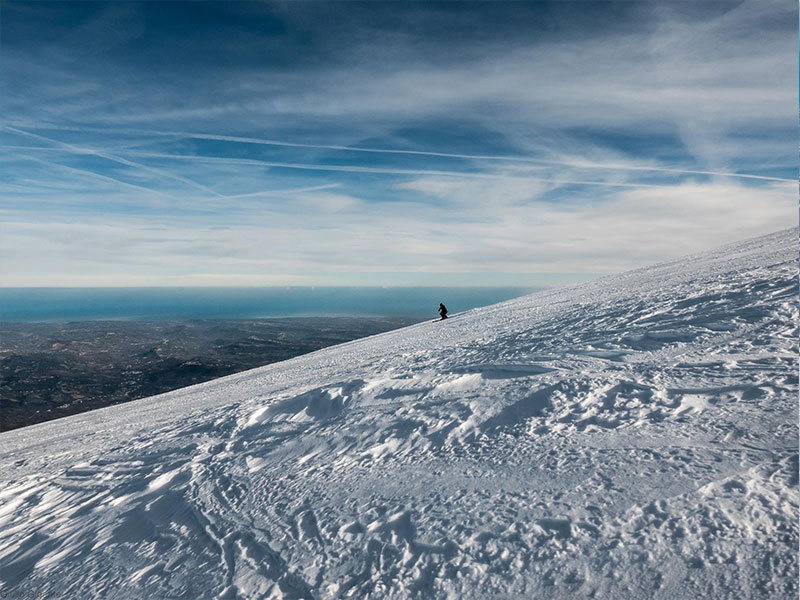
1,0 -> 796,287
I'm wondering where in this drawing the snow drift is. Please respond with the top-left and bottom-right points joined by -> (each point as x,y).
1,228 -> 797,599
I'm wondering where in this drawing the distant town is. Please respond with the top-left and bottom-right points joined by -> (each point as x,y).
0,317 -> 419,431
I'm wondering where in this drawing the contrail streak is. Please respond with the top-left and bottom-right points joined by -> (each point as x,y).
9,153 -> 167,198
14,123 -> 790,183
125,151 -> 685,190
164,131 -> 794,182
4,127 -> 227,199
224,183 -> 341,200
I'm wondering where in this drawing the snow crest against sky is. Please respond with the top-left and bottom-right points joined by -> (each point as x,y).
1,1 -> 796,287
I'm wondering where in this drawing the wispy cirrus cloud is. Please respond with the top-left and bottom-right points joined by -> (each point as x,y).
0,0 -> 795,286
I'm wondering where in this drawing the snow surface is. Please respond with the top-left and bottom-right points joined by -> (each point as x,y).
1,229 -> 798,599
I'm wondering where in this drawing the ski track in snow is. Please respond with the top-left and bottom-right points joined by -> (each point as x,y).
0,229 -> 797,599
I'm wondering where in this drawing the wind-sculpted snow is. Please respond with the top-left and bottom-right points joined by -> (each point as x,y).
1,229 -> 797,599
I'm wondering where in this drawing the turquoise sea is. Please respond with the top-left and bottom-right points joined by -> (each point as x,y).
0,287 -> 539,322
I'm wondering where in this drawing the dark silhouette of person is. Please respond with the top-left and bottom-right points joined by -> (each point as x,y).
438,303 -> 448,320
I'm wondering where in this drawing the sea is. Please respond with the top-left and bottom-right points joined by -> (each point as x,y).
0,287 -> 539,322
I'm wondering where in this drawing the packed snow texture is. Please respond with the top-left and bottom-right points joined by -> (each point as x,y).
1,229 -> 797,599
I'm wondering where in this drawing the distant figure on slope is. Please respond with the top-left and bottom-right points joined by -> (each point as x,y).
438,303 -> 448,320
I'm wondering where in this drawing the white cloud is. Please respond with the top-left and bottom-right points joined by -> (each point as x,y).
1,177 -> 793,286
1,0 -> 795,287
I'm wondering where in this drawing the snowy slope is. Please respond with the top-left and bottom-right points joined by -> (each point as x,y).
1,229 -> 797,600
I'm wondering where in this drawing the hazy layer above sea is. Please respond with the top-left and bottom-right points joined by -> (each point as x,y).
0,287 -> 537,322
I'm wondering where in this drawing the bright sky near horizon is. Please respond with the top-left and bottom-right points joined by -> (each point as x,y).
1,0 -> 796,287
